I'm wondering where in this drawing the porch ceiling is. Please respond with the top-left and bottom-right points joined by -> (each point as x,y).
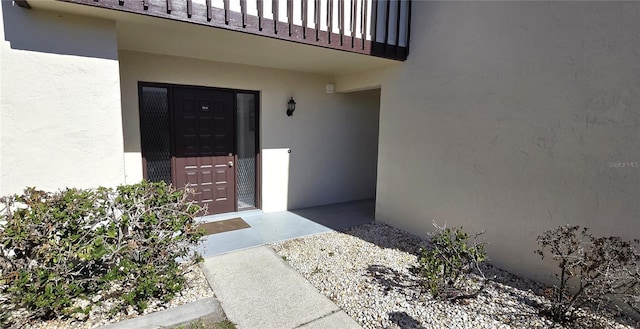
28,0 -> 399,75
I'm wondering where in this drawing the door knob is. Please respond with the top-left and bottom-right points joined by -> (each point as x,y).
228,161 -> 234,167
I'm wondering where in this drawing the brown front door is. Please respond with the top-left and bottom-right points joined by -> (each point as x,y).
172,87 -> 236,215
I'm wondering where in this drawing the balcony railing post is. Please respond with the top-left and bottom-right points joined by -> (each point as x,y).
395,0 -> 401,52
302,0 -> 308,38
371,0 -> 377,43
406,0 -> 411,55
240,0 -> 247,27
223,0 -> 229,23
258,0 -> 264,30
314,0 -> 320,41
384,0 -> 390,49
287,0 -> 293,36
351,0 -> 357,47
327,0 -> 333,43
362,0 -> 367,48
338,0 -> 344,45
272,0 -> 279,33
205,0 -> 211,21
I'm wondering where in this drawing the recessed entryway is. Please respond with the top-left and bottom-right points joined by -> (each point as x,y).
138,83 -> 260,215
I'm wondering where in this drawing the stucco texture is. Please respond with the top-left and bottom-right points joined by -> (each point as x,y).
0,2 -> 125,195
118,50 -> 379,212
372,1 -> 640,282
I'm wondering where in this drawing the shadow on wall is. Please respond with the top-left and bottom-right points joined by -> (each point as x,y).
1,0 -> 117,59
285,88 -> 381,209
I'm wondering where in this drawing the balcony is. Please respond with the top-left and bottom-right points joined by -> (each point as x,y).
52,0 -> 411,60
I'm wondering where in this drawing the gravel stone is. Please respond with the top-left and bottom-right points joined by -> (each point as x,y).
271,223 -> 640,329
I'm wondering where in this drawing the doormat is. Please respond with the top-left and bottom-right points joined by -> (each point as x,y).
198,217 -> 251,236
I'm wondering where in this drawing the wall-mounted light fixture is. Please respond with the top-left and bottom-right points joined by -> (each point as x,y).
287,97 -> 296,116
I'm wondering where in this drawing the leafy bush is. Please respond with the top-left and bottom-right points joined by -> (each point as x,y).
535,225 -> 640,323
0,181 -> 204,324
418,222 -> 488,300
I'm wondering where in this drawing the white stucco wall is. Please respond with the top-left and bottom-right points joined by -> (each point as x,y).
0,2 -> 125,195
118,50 -> 379,212
373,1 -> 640,282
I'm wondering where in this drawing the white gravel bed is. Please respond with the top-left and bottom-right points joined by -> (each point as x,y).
271,223 -> 640,329
5,263 -> 214,329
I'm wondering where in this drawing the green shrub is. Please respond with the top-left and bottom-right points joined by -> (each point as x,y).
535,225 -> 640,323
0,181 -> 204,323
418,222 -> 488,300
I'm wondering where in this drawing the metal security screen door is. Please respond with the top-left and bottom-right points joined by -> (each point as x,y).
139,83 -> 259,215
236,93 -> 258,210
140,86 -> 172,183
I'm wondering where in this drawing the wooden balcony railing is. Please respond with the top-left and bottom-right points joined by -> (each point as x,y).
56,0 -> 410,60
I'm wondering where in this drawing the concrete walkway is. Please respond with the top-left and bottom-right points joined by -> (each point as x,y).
201,246 -> 362,329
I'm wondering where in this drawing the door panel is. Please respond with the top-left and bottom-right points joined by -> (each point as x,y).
173,156 -> 234,211
172,87 -> 235,215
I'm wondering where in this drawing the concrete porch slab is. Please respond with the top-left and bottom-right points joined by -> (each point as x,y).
197,199 -> 374,257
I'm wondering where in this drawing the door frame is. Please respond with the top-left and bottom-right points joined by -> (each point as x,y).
137,81 -> 262,212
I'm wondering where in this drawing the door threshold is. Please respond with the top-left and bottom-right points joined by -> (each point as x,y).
197,209 -> 264,223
